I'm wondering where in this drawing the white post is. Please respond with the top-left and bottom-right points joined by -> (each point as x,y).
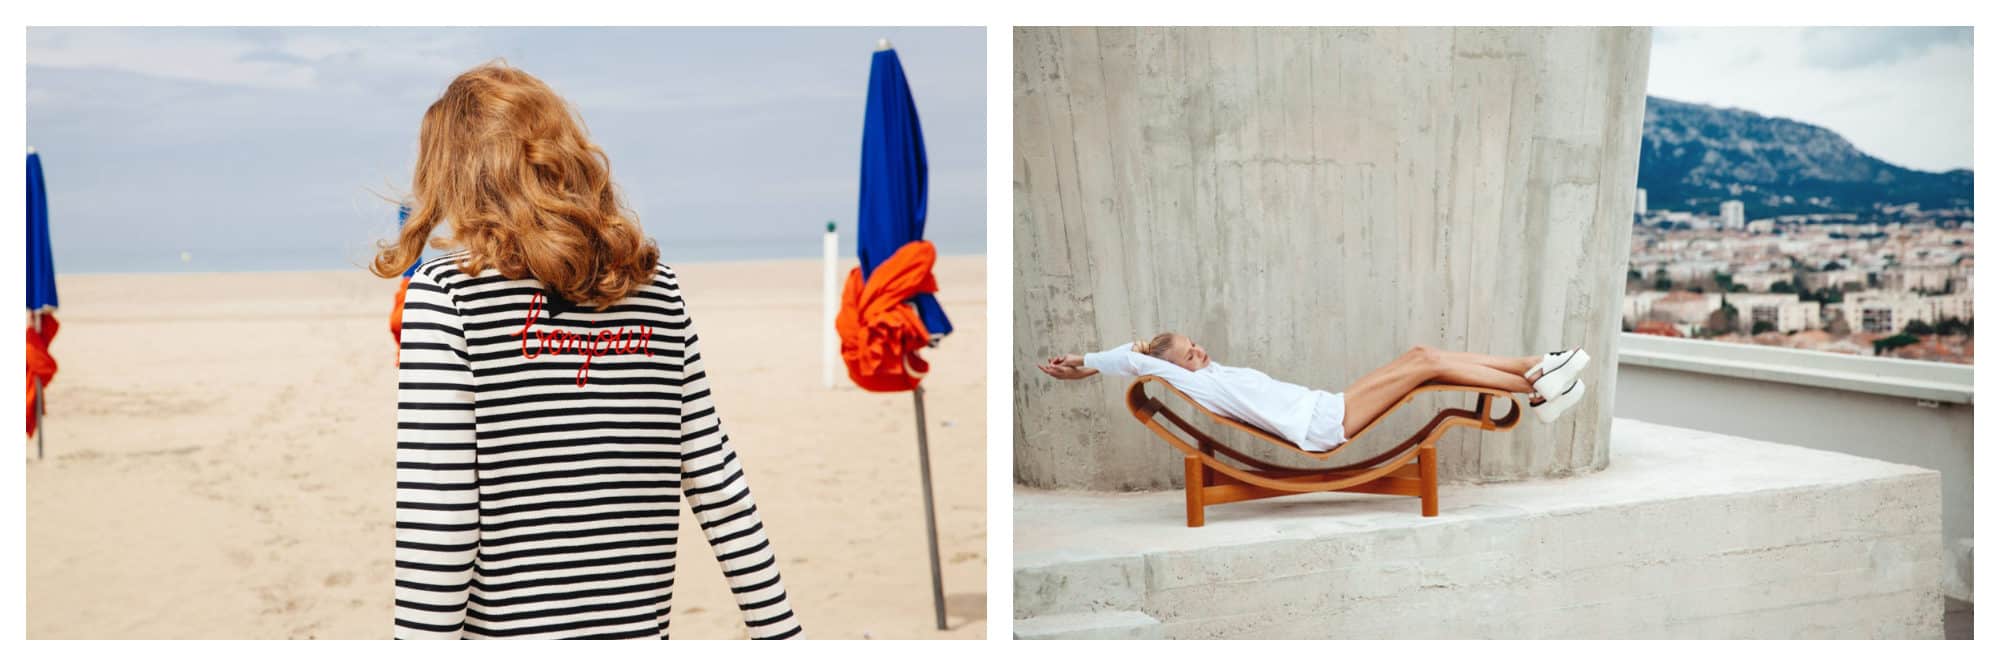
823,220 -> 839,389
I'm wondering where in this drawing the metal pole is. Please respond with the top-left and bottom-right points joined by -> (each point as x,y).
33,313 -> 44,459
912,385 -> 947,630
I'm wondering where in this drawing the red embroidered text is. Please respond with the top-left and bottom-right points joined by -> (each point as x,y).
512,293 -> 654,387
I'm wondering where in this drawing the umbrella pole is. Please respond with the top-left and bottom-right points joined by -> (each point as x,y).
911,385 -> 947,630
35,378 -> 44,460
33,313 -> 44,460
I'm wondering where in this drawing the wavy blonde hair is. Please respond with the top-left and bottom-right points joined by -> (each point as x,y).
371,61 -> 658,308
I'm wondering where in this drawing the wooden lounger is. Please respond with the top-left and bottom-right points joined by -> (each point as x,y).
1124,376 -> 1522,527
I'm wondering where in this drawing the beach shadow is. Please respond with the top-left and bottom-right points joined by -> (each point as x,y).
946,592 -> 987,627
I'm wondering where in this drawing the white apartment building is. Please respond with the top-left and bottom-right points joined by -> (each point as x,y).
1881,266 -> 1954,293
1727,293 -> 1822,333
1635,187 -> 1647,215
1823,291 -> 1971,334
1731,271 -> 1794,292
1720,200 -> 1746,230
1664,260 -> 1732,282
1802,268 -> 1870,291
1623,291 -> 1668,326
1646,291 -> 1724,326
1747,219 -> 1776,234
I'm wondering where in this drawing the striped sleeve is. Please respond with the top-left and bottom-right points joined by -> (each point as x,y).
392,267 -> 480,639
674,293 -> 804,640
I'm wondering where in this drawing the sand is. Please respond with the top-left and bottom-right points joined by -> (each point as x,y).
25,255 -> 987,639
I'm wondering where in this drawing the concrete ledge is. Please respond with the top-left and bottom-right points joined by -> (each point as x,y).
1015,418 -> 1944,639
1618,333 -> 1974,405
1013,611 -> 1164,640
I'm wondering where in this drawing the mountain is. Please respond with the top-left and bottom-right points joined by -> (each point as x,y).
1637,96 -> 1972,220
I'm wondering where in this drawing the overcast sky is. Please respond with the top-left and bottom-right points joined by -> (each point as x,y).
27,27 -> 985,273
1647,27 -> 1972,173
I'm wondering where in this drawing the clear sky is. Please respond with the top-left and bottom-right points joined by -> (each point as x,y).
1647,27 -> 1972,173
27,27 -> 986,273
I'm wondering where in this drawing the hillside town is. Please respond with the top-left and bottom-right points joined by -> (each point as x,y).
1625,189 -> 1975,364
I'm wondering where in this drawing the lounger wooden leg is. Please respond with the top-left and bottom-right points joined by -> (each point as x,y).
1418,444 -> 1439,517
1185,454 -> 1206,527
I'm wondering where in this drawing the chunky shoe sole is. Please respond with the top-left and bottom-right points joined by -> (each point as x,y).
1531,379 -> 1586,424
1529,348 -> 1591,398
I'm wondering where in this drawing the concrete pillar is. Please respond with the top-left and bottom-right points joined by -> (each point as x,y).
1014,27 -> 1650,490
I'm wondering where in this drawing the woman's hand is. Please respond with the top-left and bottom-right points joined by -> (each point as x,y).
1036,354 -> 1095,380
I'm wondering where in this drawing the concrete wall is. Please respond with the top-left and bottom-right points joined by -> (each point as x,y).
1614,338 -> 1974,602
1014,27 -> 1652,489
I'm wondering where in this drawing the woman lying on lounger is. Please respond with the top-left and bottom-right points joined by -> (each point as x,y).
1036,334 -> 1590,452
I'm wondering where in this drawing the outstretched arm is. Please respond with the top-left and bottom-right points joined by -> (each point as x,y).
1037,343 -> 1192,381
1082,343 -> 1192,379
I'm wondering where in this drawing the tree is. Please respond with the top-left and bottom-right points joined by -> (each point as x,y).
1752,321 -> 1776,335
1729,283 -> 1748,293
1823,261 -> 1844,271
1705,297 -> 1739,336
1771,281 -> 1796,294
1653,276 -> 1673,291
1937,317 -> 1972,336
1873,333 -> 1919,356
1904,320 -> 1935,336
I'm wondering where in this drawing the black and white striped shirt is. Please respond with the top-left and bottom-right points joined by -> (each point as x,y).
393,252 -> 802,639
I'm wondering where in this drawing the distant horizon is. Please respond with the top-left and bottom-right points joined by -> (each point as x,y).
51,245 -> 990,277
28,27 -> 987,275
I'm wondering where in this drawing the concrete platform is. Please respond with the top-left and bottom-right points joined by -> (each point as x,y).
1014,418 -> 1944,639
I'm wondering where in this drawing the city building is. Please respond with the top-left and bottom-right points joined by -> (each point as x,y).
1646,291 -> 1723,327
1720,200 -> 1745,230
1635,187 -> 1647,215
1728,293 -> 1822,333
1882,266 -> 1954,293
1803,268 -> 1870,291
1730,270 -> 1794,292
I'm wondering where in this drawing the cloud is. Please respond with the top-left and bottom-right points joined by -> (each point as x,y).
25,26 -> 987,272
1648,27 -> 1972,172
1800,26 -> 1972,70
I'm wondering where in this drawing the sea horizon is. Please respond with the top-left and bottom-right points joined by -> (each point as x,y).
50,233 -> 988,276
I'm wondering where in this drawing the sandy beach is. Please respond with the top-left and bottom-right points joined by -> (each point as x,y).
25,255 -> 987,639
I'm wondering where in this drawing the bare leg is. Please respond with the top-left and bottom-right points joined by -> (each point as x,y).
1340,349 -> 1537,436
1435,350 -> 1539,376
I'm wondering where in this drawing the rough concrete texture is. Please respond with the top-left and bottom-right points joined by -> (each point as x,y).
1013,27 -> 1651,490
1014,419 -> 1944,639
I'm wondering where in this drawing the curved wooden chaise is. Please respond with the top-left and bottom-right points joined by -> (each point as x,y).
1124,376 -> 1523,527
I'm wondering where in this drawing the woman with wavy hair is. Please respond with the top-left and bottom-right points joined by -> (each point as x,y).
377,62 -> 801,640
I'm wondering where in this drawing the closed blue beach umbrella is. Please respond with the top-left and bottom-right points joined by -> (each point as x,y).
858,42 -> 952,341
27,149 -> 59,459
854,39 -> 951,632
28,150 -> 57,313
